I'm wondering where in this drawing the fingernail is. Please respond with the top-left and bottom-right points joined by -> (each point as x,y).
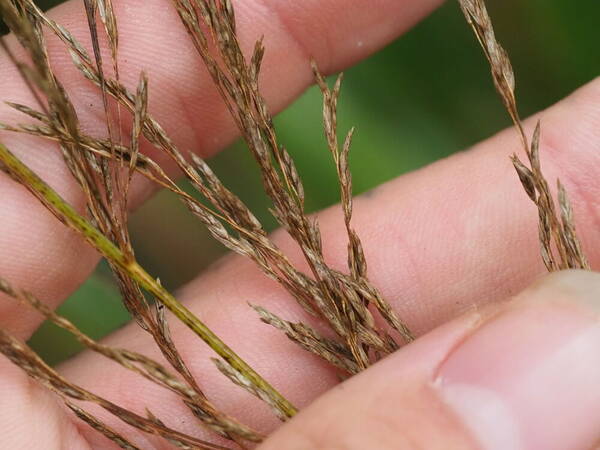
436,271 -> 600,450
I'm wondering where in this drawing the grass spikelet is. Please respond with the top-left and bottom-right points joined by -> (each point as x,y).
65,403 -> 141,450
458,0 -> 589,271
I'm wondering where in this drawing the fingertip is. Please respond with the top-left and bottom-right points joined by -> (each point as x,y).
437,270 -> 600,450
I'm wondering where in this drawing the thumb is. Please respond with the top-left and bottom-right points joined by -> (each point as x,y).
260,270 -> 600,450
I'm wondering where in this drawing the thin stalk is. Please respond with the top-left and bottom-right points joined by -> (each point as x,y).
0,141 -> 297,419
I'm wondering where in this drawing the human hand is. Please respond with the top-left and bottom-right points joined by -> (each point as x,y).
1,0 -> 600,449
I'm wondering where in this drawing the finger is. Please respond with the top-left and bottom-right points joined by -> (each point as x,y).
0,362 -> 87,448
61,77 -> 600,446
0,0 -> 443,338
261,270 -> 600,450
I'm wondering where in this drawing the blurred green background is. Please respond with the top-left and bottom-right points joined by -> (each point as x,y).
11,1 -> 599,364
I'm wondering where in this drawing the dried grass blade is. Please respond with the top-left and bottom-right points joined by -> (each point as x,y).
128,73 -> 148,184
82,0 -> 116,147
252,305 -> 360,374
65,402 -> 141,450
212,358 -> 289,421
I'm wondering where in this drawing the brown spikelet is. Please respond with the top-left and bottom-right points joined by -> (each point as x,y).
458,0 -> 589,272
65,403 -> 141,450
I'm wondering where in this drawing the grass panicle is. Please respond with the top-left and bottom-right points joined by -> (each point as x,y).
458,0 -> 588,272
0,0 -> 589,447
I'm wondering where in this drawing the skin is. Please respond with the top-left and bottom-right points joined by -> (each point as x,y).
1,0 -> 600,448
